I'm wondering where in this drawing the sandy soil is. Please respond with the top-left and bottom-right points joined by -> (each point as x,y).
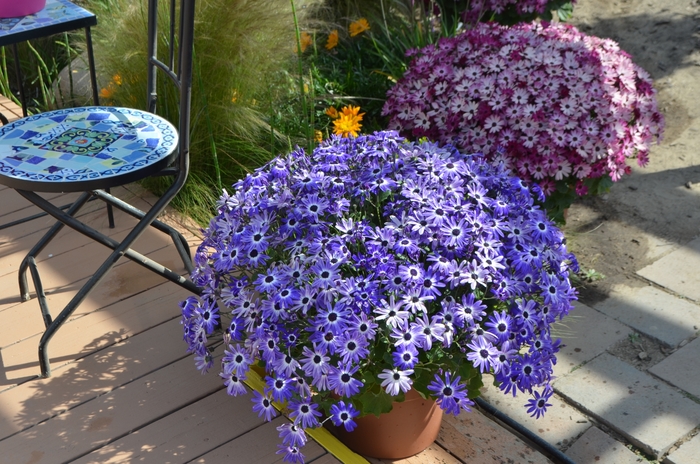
563,0 -> 700,305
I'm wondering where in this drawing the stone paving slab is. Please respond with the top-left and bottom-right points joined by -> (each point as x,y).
480,376 -> 591,450
593,284 -> 700,347
637,237 -> 700,302
665,433 -> 700,464
554,302 -> 632,374
649,336 -> 700,398
441,409 -> 553,464
554,353 -> 700,459
564,426 -> 645,464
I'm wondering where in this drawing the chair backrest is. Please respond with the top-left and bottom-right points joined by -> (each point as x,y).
146,0 -> 196,175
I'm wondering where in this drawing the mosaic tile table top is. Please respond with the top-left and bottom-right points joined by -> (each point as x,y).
0,0 -> 95,47
0,107 -> 178,192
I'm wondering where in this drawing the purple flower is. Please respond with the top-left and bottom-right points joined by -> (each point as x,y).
276,445 -> 305,464
428,372 -> 473,415
181,131 -> 579,458
328,364 -> 364,398
289,399 -> 322,429
252,391 -> 277,422
392,345 -> 420,370
266,375 -> 294,403
378,368 -> 414,396
277,423 -> 307,448
467,337 -> 501,374
329,400 -> 360,432
220,368 -> 247,396
526,387 -> 554,419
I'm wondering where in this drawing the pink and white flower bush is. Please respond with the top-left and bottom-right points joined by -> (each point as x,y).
383,21 -> 664,211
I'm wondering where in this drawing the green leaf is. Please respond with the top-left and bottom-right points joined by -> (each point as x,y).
456,362 -> 479,382
358,388 -> 396,417
556,2 -> 575,21
466,374 -> 484,399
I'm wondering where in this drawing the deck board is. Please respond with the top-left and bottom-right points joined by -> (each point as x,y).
367,443 -> 461,464
0,316 -> 187,437
0,94 -> 22,123
0,356 -> 224,463
0,233 -> 186,354
0,183 -> 331,464
72,389 -> 264,464
309,455 -> 344,464
192,417 -> 329,464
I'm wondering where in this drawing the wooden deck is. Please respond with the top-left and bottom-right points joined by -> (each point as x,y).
0,98 -> 553,464
0,184 -> 343,463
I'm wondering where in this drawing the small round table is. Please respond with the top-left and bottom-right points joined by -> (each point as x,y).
0,106 -> 178,192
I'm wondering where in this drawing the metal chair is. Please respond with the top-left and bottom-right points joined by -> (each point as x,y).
0,0 -> 201,377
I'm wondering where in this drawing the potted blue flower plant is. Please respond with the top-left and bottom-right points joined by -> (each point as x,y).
181,130 -> 578,462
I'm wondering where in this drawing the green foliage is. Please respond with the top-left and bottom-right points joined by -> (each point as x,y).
357,386 -> 397,417
0,33 -> 77,114
306,1 -> 466,133
543,174 -> 615,224
580,268 -> 605,282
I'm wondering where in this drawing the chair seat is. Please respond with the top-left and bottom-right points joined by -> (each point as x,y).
0,106 -> 178,193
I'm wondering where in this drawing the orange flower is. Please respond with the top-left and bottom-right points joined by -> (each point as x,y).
332,105 -> 364,138
325,106 -> 339,119
349,18 -> 369,37
296,31 -> 312,53
100,74 -> 122,100
325,30 -> 339,50
99,86 -> 115,99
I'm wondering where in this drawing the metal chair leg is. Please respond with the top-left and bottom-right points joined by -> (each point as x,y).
27,256 -> 52,329
15,181 -> 199,377
91,189 -> 194,271
18,192 -> 92,301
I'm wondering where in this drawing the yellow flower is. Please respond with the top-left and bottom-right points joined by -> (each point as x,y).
333,105 -> 364,138
231,89 -> 239,103
349,18 -> 369,37
314,130 -> 323,143
325,106 -> 339,119
112,74 -> 122,86
325,30 -> 339,50
296,31 -> 312,53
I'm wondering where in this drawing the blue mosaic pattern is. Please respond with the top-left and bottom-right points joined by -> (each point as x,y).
0,0 -> 93,36
0,107 -> 178,185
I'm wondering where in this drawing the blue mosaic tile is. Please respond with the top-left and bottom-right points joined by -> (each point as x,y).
0,0 -> 94,38
0,107 -> 178,186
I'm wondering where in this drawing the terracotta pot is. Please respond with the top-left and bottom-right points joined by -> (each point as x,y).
327,389 -> 443,459
0,0 -> 46,18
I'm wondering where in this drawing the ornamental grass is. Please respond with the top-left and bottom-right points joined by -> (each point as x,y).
85,0 -> 322,223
